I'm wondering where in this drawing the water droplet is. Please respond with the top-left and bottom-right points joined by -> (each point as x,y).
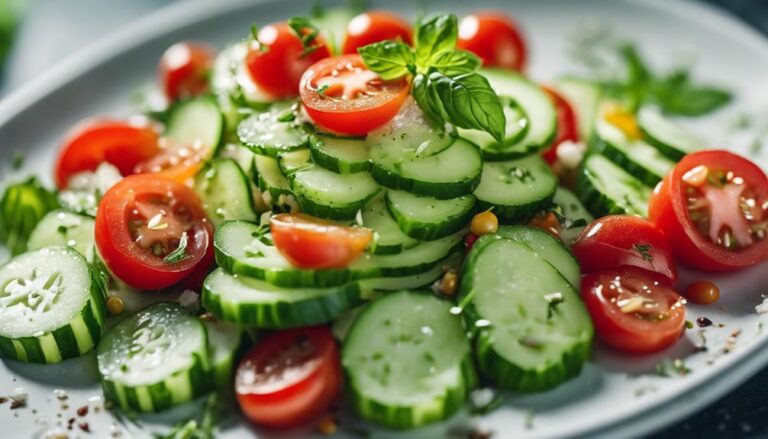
449,306 -> 463,315
420,326 -> 433,336
475,319 -> 492,328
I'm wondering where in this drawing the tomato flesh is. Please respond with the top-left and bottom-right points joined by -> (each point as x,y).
573,215 -> 677,287
457,12 -> 527,71
158,42 -> 214,101
54,120 -> 160,189
581,267 -> 686,354
134,139 -> 210,185
342,11 -> 413,54
541,86 -> 579,165
270,213 -> 372,269
235,326 -> 341,429
300,54 -> 409,136
95,175 -> 212,290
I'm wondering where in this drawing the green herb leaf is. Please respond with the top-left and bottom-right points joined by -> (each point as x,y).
412,73 -> 448,123
287,16 -> 324,58
633,243 -> 653,262
414,14 -> 458,65
358,41 -> 414,80
163,232 -> 189,264
657,85 -> 732,117
430,50 -> 481,76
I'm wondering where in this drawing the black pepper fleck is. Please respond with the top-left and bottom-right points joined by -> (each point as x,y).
697,317 -> 713,327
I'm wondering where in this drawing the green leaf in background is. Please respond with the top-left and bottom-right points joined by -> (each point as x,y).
657,85 -> 732,117
0,0 -> 26,67
414,14 -> 458,66
358,41 -> 414,80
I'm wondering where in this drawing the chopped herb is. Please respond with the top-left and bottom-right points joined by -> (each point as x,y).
163,232 -> 189,264
277,108 -> 297,122
503,166 -> 534,184
11,152 -> 23,170
57,225 -> 69,235
656,358 -> 691,377
633,243 -> 653,261
685,320 -> 694,330
544,292 -> 564,318
287,16 -> 324,58
316,84 -> 330,97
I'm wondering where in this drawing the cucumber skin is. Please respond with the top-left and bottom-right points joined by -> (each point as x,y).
576,158 -> 647,217
478,122 -> 557,162
598,138 -> 664,186
476,194 -> 554,223
0,177 -> 60,255
369,164 -> 481,200
386,194 -> 476,241
641,130 -> 686,161
310,148 -> 370,174
292,190 -> 380,221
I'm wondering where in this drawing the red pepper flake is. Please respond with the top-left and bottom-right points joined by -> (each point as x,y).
697,317 -> 713,327
78,422 -> 91,433
77,406 -> 89,417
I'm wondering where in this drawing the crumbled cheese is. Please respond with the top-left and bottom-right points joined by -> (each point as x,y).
556,140 -> 586,169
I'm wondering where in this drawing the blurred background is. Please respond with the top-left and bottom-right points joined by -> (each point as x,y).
0,0 -> 767,437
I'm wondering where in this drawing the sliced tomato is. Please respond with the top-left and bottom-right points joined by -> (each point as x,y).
649,150 -> 768,271
541,86 -> 579,165
270,213 -> 372,269
457,11 -> 527,71
133,139 -> 210,185
246,22 -> 331,99
300,54 -> 409,136
342,11 -> 413,54
54,119 -> 160,189
158,42 -> 214,101
95,175 -> 212,290
581,267 -> 686,354
235,326 -> 341,429
573,215 -> 677,286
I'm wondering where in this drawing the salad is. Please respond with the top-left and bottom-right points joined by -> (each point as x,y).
0,3 -> 765,436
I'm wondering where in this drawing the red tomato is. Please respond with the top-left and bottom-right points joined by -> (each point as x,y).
270,213 -> 372,269
342,11 -> 413,54
457,12 -> 527,71
300,54 -> 409,136
573,215 -> 677,286
235,326 -> 341,429
54,120 -> 160,189
158,42 -> 214,101
95,175 -> 212,290
134,139 -> 210,185
246,22 -> 331,99
648,150 -> 768,271
581,267 -> 686,354
541,86 -> 579,165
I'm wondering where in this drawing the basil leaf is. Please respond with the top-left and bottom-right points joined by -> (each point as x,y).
287,16 -> 323,58
412,73 -> 448,124
414,14 -> 458,65
358,41 -> 414,80
657,85 -> 732,116
431,50 -> 481,76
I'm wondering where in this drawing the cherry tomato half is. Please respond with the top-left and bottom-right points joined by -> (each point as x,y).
246,22 -> 331,99
235,326 -> 341,429
541,86 -> 579,165
134,139 -> 211,185
342,11 -> 413,54
300,54 -> 409,136
573,215 -> 677,287
457,12 -> 527,71
648,150 -> 768,271
95,175 -> 212,290
581,267 -> 686,354
158,42 -> 214,101
270,213 -> 372,269
54,120 -> 160,189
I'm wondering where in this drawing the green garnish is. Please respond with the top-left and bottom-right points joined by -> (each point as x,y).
633,243 -> 653,262
656,358 -> 691,377
277,108 -> 297,122
316,84 -> 330,97
11,152 -> 24,170
287,16 -> 325,58
163,232 -> 189,264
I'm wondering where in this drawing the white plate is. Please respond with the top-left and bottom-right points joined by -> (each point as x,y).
2,0 -> 768,438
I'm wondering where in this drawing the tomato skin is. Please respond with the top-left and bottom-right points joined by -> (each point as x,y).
54,120 -> 160,189
342,11 -> 413,54
300,54 -> 409,136
541,86 -> 579,165
134,140 -> 210,185
235,327 -> 341,429
648,150 -> 768,271
246,22 -> 331,99
457,12 -> 527,71
581,267 -> 686,354
95,175 -> 212,290
158,42 -> 214,101
573,215 -> 677,287
270,213 -> 372,269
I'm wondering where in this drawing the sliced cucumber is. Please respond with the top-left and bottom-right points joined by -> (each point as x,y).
203,319 -> 242,390
343,290 -> 476,429
0,247 -> 106,364
577,154 -> 651,217
473,154 -> 557,221
366,99 -> 456,158
202,268 -> 363,328
494,226 -> 580,289
386,190 -> 475,240
309,134 -> 370,174
211,42 -> 274,110
218,143 -> 256,179
97,303 -> 210,412
237,107 -> 309,157
552,187 -> 594,244
359,252 -> 461,293
552,77 -> 602,141
361,194 -> 419,255
165,96 -> 224,151
193,158 -> 256,228
459,237 -> 593,392
369,137 -> 482,199
0,177 -> 59,255
290,165 -> 381,220
27,210 -> 95,262
638,106 -> 701,160
254,154 -> 291,199
277,148 -> 312,175
458,99 -> 529,153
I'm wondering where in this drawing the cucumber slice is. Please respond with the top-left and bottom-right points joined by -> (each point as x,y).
465,69 -> 557,161
458,99 -> 529,153
552,187 -> 594,244
459,237 -> 593,392
0,177 -> 59,255
27,210 -> 95,262
638,106 -> 701,160
97,303 -> 210,412
193,158 -> 257,227
237,107 -> 309,157
254,154 -> 291,199
211,43 -> 274,110
309,134 -> 370,174
366,99 -> 456,158
290,165 -> 381,220
577,154 -> 651,217
218,143 -> 256,179
0,247 -> 106,364
203,319 -> 242,390
369,137 -> 482,199
386,190 -> 475,240
165,96 -> 224,151
359,252 -> 461,292
202,268 -> 362,328
552,77 -> 602,142
361,194 -> 419,255
343,290 -> 476,429
277,148 -> 312,175
473,154 -> 557,221
494,226 -> 580,289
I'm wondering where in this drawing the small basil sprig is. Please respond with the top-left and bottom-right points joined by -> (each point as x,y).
287,16 -> 325,58
358,14 -> 506,142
